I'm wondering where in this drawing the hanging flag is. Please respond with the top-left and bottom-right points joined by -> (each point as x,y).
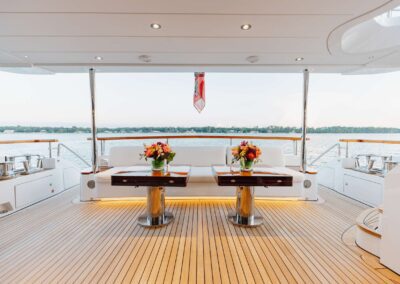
193,72 -> 205,113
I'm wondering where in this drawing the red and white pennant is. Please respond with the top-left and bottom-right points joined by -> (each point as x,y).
193,72 -> 205,113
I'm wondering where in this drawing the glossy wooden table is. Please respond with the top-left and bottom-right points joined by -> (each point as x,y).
212,166 -> 293,227
112,166 -> 190,228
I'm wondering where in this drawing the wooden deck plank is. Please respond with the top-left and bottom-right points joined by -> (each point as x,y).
130,203 -> 177,284
151,201 -> 185,284
161,202 -> 188,283
287,199 -> 390,282
210,202 -> 237,284
205,200 -> 222,284
261,203 -> 359,284
88,207 -> 147,283
61,205 -> 141,283
0,186 -> 396,283
139,203 -> 179,283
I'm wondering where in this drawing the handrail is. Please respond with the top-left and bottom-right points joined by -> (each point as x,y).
0,139 -> 58,157
88,135 -> 309,156
340,138 -> 400,157
308,143 -> 341,167
89,135 -> 306,155
0,139 -> 58,145
339,139 -> 400,145
57,143 -> 91,167
90,135 -> 304,141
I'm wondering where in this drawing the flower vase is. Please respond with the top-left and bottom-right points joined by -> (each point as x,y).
240,159 -> 254,172
152,159 -> 165,172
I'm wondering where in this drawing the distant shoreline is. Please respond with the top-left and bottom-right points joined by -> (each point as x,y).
1,126 -> 400,134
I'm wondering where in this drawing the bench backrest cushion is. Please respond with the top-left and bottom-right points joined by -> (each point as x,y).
171,146 -> 227,166
226,146 -> 285,167
109,146 -> 147,167
109,145 -> 227,167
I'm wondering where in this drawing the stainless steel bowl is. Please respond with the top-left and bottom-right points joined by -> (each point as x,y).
367,159 -> 375,171
0,162 -> 15,178
384,161 -> 398,173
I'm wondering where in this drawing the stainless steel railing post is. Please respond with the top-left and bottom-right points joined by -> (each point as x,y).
89,68 -> 98,173
100,140 -> 105,156
57,143 -> 91,167
48,142 -> 52,158
300,69 -> 309,173
308,142 -> 341,166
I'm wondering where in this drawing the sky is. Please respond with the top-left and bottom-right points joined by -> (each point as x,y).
0,70 -> 399,128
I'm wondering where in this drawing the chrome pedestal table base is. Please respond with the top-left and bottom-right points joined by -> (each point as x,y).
138,186 -> 174,228
138,212 -> 174,228
228,186 -> 263,227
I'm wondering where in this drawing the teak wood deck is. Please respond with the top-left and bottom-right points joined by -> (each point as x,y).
0,187 -> 398,283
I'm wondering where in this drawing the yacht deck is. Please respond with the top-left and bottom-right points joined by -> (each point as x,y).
0,187 -> 398,283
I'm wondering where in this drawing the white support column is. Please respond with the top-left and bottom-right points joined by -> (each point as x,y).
89,68 -> 97,173
300,69 -> 309,173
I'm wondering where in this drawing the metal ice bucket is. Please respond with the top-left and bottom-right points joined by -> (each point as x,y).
0,161 -> 15,178
384,161 -> 398,173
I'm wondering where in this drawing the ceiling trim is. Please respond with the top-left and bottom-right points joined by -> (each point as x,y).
326,0 -> 400,55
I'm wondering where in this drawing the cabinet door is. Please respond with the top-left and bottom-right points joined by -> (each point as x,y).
343,175 -> 383,206
15,175 -> 55,208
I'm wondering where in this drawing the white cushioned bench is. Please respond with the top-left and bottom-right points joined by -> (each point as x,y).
93,145 -> 305,198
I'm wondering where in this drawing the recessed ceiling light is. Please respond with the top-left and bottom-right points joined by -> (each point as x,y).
241,24 -> 252,30
94,56 -> 103,61
150,23 -> 161,29
23,55 -> 29,58
246,55 -> 259,63
138,55 -> 152,63
295,57 -> 304,61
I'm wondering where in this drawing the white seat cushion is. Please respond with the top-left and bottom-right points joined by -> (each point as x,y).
257,147 -> 285,167
188,167 -> 216,183
109,146 -> 147,167
171,146 -> 227,166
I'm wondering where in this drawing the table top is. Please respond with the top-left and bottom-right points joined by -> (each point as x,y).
212,166 -> 293,187
111,166 -> 190,187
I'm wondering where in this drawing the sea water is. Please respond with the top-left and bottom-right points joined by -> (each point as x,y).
1,132 -> 400,169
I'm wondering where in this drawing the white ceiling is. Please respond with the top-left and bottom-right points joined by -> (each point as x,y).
0,0 -> 399,74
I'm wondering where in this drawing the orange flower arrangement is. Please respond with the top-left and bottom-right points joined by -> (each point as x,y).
141,142 -> 175,163
231,141 -> 262,166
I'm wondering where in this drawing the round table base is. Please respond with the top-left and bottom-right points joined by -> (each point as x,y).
138,211 -> 174,228
227,211 -> 263,227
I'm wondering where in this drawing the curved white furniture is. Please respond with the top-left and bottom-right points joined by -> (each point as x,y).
353,165 -> 400,275
355,207 -> 381,257
380,164 -> 400,274
81,146 -> 318,201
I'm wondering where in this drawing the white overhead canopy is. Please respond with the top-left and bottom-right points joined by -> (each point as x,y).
1,0 -> 400,74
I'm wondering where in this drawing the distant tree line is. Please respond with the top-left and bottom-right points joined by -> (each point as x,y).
1,125 -> 400,134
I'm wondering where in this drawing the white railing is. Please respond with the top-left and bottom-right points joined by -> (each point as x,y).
308,143 -> 341,167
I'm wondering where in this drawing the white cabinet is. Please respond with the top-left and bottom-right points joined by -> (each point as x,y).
343,174 -> 383,206
15,175 -> 55,208
317,166 -> 335,189
63,167 -> 80,190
